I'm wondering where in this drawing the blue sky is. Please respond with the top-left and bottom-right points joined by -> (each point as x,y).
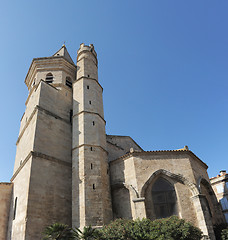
0,0 -> 227,181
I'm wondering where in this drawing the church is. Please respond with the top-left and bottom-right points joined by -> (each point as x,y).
0,43 -> 225,240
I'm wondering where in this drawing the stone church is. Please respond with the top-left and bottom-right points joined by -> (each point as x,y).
0,44 -> 225,240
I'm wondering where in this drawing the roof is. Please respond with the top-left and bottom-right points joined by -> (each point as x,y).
110,148 -> 208,169
53,44 -> 75,65
106,134 -> 144,151
24,46 -> 76,88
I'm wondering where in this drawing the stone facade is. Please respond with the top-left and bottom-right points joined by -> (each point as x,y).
0,44 -> 225,239
210,170 -> 228,223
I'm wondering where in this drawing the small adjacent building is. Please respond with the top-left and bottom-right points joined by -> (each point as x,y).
210,170 -> 228,223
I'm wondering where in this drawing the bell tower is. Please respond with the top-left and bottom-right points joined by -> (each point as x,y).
72,43 -> 112,228
7,45 -> 76,239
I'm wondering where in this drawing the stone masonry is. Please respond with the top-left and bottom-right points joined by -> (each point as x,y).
0,44 -> 225,239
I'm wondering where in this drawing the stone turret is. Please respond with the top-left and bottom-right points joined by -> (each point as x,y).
72,43 -> 112,228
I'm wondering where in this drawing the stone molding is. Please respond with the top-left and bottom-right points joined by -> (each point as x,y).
11,151 -> 33,181
25,79 -> 58,106
32,151 -> 71,167
11,151 -> 71,182
132,197 -> 145,203
52,83 -> 73,92
140,169 -> 199,197
110,150 -> 207,169
16,105 -> 71,145
16,107 -> 37,145
25,82 -> 41,106
0,182 -> 12,185
72,144 -> 108,154
74,76 -> 103,92
77,52 -> 98,66
111,182 -> 139,199
36,105 -> 70,124
72,110 -> 106,124
106,140 -> 124,150
25,56 -> 76,89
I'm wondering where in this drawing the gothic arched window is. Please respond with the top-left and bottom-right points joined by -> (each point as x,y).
152,178 -> 177,219
45,73 -> 53,83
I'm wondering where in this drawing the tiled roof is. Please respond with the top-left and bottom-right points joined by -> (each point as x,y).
110,148 -> 208,168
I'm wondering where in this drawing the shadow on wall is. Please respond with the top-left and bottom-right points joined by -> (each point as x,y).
110,159 -> 133,220
200,178 -> 225,225
7,186 -> 14,240
112,185 -> 132,219
72,98 -> 80,227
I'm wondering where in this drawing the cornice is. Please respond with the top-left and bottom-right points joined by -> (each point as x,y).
77,51 -> 98,66
74,76 -> 103,92
25,82 -> 41,106
11,151 -> 71,182
16,103 -> 71,145
210,176 -> 228,185
106,135 -> 143,151
25,57 -> 76,89
16,107 -> 37,145
0,182 -> 12,185
72,110 -> 106,124
72,144 -> 108,154
11,151 -> 33,182
110,149 -> 208,169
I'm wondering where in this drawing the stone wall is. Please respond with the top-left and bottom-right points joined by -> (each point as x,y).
0,183 -> 12,240
109,150 -> 217,239
107,135 -> 143,161
24,155 -> 72,239
8,157 -> 32,240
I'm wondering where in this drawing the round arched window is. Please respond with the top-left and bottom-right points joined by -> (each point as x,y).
45,73 -> 53,83
66,77 -> 72,88
152,178 -> 177,219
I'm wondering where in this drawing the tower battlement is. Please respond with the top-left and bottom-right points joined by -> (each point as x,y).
77,43 -> 97,65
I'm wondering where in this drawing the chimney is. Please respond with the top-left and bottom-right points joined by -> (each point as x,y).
220,170 -> 226,176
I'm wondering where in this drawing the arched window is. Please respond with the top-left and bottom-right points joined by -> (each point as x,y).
45,73 -> 53,83
66,77 -> 72,88
152,178 -> 177,219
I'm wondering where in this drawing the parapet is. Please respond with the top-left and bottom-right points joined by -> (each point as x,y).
77,43 -> 97,64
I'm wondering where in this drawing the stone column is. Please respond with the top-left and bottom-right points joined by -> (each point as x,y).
191,194 -> 215,240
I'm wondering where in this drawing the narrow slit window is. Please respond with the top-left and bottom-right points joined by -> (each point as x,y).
87,85 -> 89,89
70,110 -> 73,123
66,77 -> 72,88
90,147 -> 93,151
13,197 -> 17,220
92,121 -> 95,126
89,101 -> 91,104
91,163 -> 93,169
93,184 -> 95,190
45,73 -> 53,83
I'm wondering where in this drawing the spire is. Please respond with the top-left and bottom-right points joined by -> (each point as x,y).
53,44 -> 75,65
